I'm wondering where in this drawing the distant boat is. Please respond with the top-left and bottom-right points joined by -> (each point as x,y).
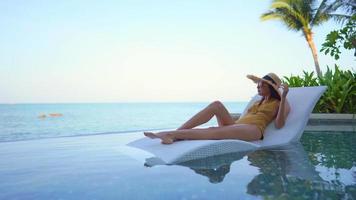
49,113 -> 63,117
38,113 -> 63,118
38,114 -> 47,118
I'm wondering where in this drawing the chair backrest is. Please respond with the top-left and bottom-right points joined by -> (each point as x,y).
241,86 -> 327,148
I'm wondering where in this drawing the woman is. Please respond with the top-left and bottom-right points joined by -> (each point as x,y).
144,73 -> 290,144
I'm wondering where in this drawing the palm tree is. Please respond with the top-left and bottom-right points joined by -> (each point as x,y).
261,0 -> 353,77
337,0 -> 356,16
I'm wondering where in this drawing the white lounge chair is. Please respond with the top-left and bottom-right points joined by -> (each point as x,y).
128,86 -> 327,164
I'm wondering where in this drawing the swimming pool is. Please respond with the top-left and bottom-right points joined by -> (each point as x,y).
0,131 -> 354,199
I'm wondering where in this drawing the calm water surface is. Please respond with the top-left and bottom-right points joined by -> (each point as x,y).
0,103 -> 354,199
0,131 -> 354,200
0,102 -> 247,142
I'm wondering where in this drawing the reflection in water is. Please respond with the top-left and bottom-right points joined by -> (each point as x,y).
145,151 -> 249,183
246,143 -> 355,199
144,142 -> 355,199
191,165 -> 230,184
177,151 -> 248,184
246,143 -> 324,198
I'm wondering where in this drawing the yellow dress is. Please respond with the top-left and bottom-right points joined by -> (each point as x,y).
235,98 -> 280,137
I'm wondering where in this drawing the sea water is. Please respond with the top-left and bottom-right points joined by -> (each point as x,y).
0,103 -> 355,199
0,102 -> 247,142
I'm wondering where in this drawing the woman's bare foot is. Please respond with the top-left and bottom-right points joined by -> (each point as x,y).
143,132 -> 159,139
143,131 -> 175,144
160,134 -> 175,144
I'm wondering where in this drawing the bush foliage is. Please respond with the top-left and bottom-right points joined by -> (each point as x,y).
320,14 -> 356,60
283,65 -> 356,113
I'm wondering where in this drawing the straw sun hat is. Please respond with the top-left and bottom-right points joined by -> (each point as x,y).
247,73 -> 282,98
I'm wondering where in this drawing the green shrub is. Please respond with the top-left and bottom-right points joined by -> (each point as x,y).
283,65 -> 356,113
320,14 -> 356,60
283,71 -> 319,87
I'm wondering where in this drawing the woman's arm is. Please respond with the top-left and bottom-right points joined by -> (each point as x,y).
275,84 -> 291,129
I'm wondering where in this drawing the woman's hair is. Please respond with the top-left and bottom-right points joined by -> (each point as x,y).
262,75 -> 281,101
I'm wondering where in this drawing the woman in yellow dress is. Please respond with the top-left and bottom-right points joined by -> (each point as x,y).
144,73 -> 290,144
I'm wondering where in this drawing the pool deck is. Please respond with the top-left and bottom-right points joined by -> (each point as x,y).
231,113 -> 356,132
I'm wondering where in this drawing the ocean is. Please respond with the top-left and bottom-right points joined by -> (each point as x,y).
0,102 -> 247,142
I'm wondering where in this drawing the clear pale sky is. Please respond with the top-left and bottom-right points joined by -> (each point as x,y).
0,0 -> 354,103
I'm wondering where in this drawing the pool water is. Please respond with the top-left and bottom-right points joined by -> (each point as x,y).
0,131 -> 355,200
0,103 -> 247,142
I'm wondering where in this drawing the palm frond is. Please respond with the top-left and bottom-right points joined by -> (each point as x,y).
329,13 -> 353,23
270,1 -> 309,29
271,1 -> 306,22
323,1 -> 343,13
311,0 -> 329,25
311,0 -> 345,27
260,11 -> 283,21
298,0 -> 314,22
338,0 -> 356,15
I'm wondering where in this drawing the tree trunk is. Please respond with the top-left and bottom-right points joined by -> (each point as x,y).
305,32 -> 322,77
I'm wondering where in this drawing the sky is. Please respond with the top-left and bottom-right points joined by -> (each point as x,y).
0,0 -> 354,103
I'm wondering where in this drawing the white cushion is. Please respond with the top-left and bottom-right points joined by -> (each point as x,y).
251,86 -> 327,148
128,86 -> 327,164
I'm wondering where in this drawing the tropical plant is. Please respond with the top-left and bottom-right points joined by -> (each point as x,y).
317,65 -> 356,113
283,65 -> 356,113
283,71 -> 319,87
261,0 -> 353,77
320,14 -> 356,60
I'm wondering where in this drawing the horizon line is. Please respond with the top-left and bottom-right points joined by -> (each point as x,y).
0,100 -> 250,105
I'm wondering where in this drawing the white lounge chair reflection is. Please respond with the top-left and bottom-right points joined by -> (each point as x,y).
143,143 -> 322,184
128,86 -> 327,164
126,136 -> 346,196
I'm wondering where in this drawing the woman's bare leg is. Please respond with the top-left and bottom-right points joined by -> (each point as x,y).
177,101 -> 235,130
145,124 -> 262,144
